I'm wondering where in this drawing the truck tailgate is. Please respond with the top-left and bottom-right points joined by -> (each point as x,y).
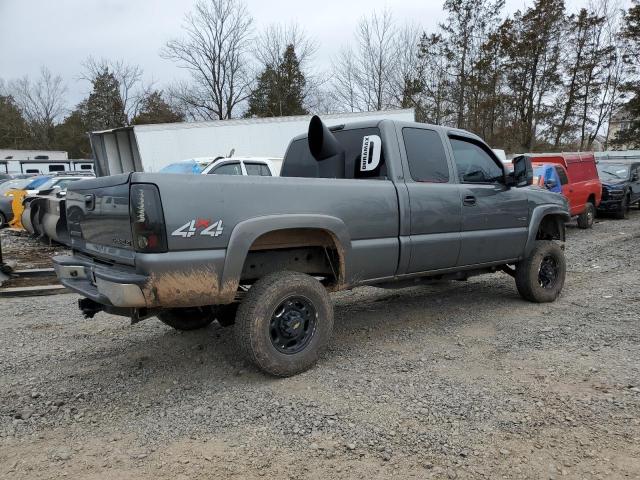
65,174 -> 135,262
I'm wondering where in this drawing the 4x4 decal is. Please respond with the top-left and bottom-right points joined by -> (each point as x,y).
172,218 -> 224,238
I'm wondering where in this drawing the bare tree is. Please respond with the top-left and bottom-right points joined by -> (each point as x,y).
161,0 -> 254,120
81,56 -> 150,123
331,9 -> 399,112
9,66 -> 67,148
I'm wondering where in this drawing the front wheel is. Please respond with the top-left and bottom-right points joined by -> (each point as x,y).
234,271 -> 333,377
614,195 -> 629,219
158,307 -> 215,331
576,202 -> 595,229
515,240 -> 566,303
0,212 -> 6,229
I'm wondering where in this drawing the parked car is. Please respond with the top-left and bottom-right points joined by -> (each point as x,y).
0,195 -> 13,228
21,173 -> 96,242
159,157 -> 281,176
25,175 -> 92,195
159,158 -> 220,174
0,177 -> 35,227
526,153 -> 601,229
596,161 -> 640,218
200,157 -> 280,176
54,116 -> 570,377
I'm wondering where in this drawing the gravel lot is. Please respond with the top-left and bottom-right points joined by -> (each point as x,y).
1,212 -> 639,479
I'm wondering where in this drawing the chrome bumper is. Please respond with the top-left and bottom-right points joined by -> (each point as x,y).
53,256 -> 147,308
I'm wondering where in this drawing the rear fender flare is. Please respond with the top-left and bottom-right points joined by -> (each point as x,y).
525,206 -> 570,256
220,214 -> 352,302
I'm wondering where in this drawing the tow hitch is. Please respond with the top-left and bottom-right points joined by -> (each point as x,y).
78,297 -> 157,324
78,298 -> 104,319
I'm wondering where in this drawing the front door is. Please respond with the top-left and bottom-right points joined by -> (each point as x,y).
449,137 -> 529,266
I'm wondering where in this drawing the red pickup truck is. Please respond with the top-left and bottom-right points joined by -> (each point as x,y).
527,153 -> 602,229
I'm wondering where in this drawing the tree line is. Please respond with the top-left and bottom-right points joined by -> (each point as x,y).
1,0 -> 639,159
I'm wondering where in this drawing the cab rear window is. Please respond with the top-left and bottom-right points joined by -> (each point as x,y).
281,128 -> 387,179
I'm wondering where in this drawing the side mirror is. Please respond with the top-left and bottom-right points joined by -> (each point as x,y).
632,172 -> 639,182
512,155 -> 533,188
544,178 -> 557,189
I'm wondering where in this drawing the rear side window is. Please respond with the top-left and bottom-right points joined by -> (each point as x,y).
402,128 -> 449,182
209,162 -> 242,175
245,163 -> 271,176
555,166 -> 569,185
281,127 -> 387,179
450,138 -> 503,183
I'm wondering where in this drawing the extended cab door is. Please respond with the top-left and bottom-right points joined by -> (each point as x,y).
401,127 -> 462,273
448,136 -> 529,266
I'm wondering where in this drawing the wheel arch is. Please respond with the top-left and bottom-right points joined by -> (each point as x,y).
219,215 -> 352,302
525,206 -> 570,256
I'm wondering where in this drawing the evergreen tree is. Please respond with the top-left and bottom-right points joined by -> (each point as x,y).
246,44 -> 307,117
0,95 -> 29,149
53,103 -> 92,159
84,69 -> 127,131
132,91 -> 184,125
499,0 -> 565,151
614,1 -> 640,148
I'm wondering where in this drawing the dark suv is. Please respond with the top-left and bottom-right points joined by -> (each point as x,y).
597,161 -> 640,218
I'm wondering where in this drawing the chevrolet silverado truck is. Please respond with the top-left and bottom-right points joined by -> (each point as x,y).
54,116 -> 570,377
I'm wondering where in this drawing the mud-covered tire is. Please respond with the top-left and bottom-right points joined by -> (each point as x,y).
157,307 -> 215,331
234,271 -> 333,377
576,202 -> 595,229
614,195 -> 629,219
515,240 -> 566,303
213,303 -> 238,327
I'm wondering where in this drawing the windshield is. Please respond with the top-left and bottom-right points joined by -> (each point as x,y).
0,178 -> 31,195
37,177 -> 84,191
25,176 -> 52,189
597,164 -> 629,181
159,160 -> 205,174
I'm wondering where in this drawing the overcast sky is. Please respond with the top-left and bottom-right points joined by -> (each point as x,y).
0,0 -> 629,109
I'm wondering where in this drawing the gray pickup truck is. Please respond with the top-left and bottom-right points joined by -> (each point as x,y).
54,116 -> 570,376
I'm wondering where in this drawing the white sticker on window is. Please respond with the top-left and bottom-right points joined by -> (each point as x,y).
360,135 -> 382,172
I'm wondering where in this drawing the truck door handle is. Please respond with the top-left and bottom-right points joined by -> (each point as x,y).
463,195 -> 476,206
84,194 -> 95,211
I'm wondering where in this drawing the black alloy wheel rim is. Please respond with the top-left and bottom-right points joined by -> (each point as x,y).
270,296 -> 317,355
538,255 -> 559,289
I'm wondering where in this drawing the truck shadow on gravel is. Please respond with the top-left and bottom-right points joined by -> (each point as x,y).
58,275 -> 525,388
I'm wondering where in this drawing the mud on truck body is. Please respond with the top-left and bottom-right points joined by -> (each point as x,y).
54,116 -> 570,376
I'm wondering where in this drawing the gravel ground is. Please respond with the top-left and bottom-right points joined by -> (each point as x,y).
1,212 -> 639,479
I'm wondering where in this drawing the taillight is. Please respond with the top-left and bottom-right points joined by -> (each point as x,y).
130,184 -> 167,253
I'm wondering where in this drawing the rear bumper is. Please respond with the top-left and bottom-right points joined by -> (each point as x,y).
54,255 -> 148,307
53,248 -> 228,308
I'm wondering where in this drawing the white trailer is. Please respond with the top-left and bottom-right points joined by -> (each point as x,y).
89,109 -> 415,176
0,150 -> 93,174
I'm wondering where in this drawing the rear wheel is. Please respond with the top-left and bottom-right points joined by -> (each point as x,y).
158,307 -> 215,331
515,240 -> 566,303
576,202 -> 595,229
234,271 -> 333,377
